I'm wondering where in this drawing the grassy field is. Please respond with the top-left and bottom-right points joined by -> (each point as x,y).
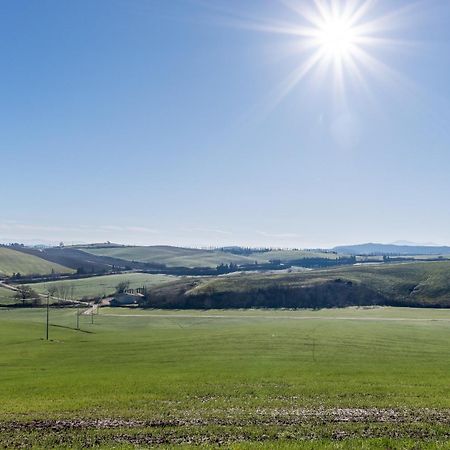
0,285 -> 16,305
28,273 -> 175,299
0,307 -> 449,448
81,245 -> 338,268
81,245 -> 254,267
251,249 -> 339,263
0,247 -> 73,277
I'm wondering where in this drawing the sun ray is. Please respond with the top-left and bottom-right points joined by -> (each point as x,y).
269,47 -> 327,109
208,0 -> 416,115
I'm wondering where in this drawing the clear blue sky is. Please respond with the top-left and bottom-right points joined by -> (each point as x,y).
2,0 -> 450,248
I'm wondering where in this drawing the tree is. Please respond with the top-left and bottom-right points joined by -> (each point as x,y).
115,280 -> 130,294
138,286 -> 153,308
47,285 -> 58,298
14,285 -> 40,306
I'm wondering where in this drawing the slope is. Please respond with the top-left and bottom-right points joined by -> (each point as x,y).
81,245 -> 255,268
0,247 -> 73,277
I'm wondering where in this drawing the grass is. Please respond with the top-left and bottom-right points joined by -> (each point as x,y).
28,272 -> 176,299
189,261 -> 450,306
18,259 -> 450,308
82,245 -> 254,267
0,307 -> 449,447
81,245 -> 338,268
251,249 -> 339,263
0,285 -> 16,305
0,247 -> 73,277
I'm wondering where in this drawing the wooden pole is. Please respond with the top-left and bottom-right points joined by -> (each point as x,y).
46,294 -> 49,340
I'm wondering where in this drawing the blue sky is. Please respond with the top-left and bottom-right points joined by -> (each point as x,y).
2,0 -> 450,248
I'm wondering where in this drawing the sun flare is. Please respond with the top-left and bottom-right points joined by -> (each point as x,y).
228,0 -> 411,109
316,16 -> 358,59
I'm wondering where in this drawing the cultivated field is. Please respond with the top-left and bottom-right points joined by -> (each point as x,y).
81,245 -> 254,267
80,245 -> 338,268
0,284 -> 16,305
0,247 -> 73,277
0,307 -> 449,448
30,273 -> 175,300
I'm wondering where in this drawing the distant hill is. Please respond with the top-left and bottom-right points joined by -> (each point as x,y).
80,245 -> 257,268
80,245 -> 339,268
0,247 -> 73,277
13,246 -> 148,273
333,243 -> 450,256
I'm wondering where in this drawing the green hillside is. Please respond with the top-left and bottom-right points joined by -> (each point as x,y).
193,261 -> 450,295
0,285 -> 15,305
31,272 -> 175,300
80,245 -> 338,268
145,261 -> 450,308
251,248 -> 339,263
200,261 -> 450,304
0,247 -> 73,277
81,245 -> 256,267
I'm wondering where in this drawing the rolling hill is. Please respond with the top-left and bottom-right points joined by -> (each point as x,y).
30,273 -> 174,300
142,260 -> 450,309
79,245 -> 339,268
13,246 -> 148,273
334,242 -> 450,256
79,245 -> 257,267
0,247 -> 73,277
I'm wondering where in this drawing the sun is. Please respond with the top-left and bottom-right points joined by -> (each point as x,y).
317,16 -> 358,59
222,0 -> 411,109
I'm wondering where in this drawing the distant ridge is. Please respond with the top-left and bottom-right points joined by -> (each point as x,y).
333,243 -> 450,256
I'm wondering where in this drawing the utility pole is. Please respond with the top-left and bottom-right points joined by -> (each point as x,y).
77,303 -> 80,330
46,294 -> 49,340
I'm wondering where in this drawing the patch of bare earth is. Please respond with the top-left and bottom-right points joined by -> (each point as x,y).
1,408 -> 449,446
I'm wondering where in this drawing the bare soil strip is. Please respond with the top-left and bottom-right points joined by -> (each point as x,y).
1,408 -> 449,431
101,313 -> 450,322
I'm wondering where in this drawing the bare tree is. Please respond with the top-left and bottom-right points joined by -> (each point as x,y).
14,285 -> 40,306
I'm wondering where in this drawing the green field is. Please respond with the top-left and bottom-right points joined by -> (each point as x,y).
29,272 -> 175,300
0,285 -> 16,305
81,245 -> 253,267
0,307 -> 449,448
0,247 -> 73,277
81,245 -> 338,268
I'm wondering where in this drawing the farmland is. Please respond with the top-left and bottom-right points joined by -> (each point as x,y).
8,259 -> 450,307
30,272 -> 175,300
80,245 -> 254,267
0,284 -> 15,305
0,307 -> 449,448
0,247 -> 73,277
80,245 -> 338,268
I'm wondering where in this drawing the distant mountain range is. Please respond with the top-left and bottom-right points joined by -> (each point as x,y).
333,243 -> 450,256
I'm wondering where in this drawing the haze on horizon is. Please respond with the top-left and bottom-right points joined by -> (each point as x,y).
2,0 -> 450,248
